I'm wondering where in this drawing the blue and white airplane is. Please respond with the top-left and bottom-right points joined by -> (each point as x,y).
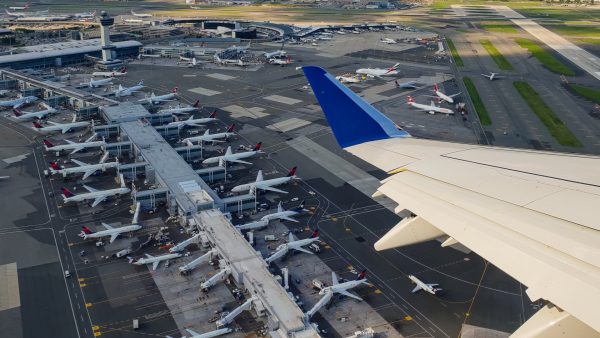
301,66 -> 600,337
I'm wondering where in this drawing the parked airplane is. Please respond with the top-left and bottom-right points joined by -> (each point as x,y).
407,96 -> 454,115
231,167 -> 297,194
9,4 -> 30,10
32,114 -> 90,134
408,275 -> 441,295
260,200 -> 307,223
336,74 -> 360,84
79,202 -> 142,243
431,84 -> 460,104
166,327 -> 232,338
92,67 -> 127,78
235,219 -> 269,232
130,252 -> 182,270
269,56 -> 294,66
264,50 -> 286,59
43,134 -> 104,155
82,77 -> 113,88
318,271 -> 369,300
168,111 -> 216,128
61,174 -> 130,208
202,142 -> 262,166
481,72 -> 504,81
138,88 -> 177,105
0,95 -> 38,109
50,152 -> 118,180
398,80 -> 419,89
131,10 -> 152,18
73,10 -> 96,19
181,124 -> 235,146
169,233 -> 201,253
5,10 -> 26,17
114,80 -> 144,97
12,105 -> 57,121
381,38 -> 397,44
356,63 -> 400,78
265,230 -> 320,264
158,100 -> 199,115
300,66 -> 600,335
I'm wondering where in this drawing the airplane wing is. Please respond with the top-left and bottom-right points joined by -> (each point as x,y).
47,121 -> 60,126
292,246 -> 314,255
152,261 -> 160,271
109,233 -> 119,243
82,185 -> 98,193
69,146 -> 84,155
226,159 -> 252,165
337,289 -> 362,301
186,328 -> 201,336
279,215 -> 299,223
101,222 -> 114,230
91,196 -> 106,208
71,159 -> 89,167
61,126 -> 71,134
449,92 -> 461,98
259,186 -> 288,194
145,254 -> 154,258
64,139 -> 75,144
82,169 -> 96,180
411,285 -> 423,293
302,66 -> 600,335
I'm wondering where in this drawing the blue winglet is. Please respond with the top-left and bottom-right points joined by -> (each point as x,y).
302,66 -> 410,148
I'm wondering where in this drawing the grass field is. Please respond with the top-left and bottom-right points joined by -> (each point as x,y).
542,23 -> 600,38
480,22 -> 518,34
516,7 -> 600,21
446,38 -> 464,67
463,77 -> 492,126
566,84 -> 600,105
480,39 -> 513,70
514,38 -> 576,76
513,81 -> 582,147
575,38 -> 600,46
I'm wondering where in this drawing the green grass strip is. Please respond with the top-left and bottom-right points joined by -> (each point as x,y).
463,77 -> 492,126
446,38 -> 463,67
514,38 -> 576,76
480,23 -> 518,34
566,83 -> 600,104
513,81 -> 582,147
480,39 -> 513,71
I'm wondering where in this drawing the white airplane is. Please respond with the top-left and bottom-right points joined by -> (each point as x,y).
130,252 -> 182,271
481,72 -> 505,81
408,275 -> 441,295
43,134 -> 105,155
235,219 -> 269,232
81,77 -> 113,88
9,3 -> 29,10
202,142 -> 262,166
428,84 -> 460,104
269,56 -> 294,66
179,56 -> 201,67
138,88 -> 177,105
79,202 -> 142,243
92,67 -> 127,78
381,38 -> 397,44
131,10 -> 152,18
73,10 -> 96,19
49,152 -> 118,180
231,167 -> 297,194
166,327 -> 232,338
301,66 -> 600,336
157,100 -> 199,115
12,106 -> 57,121
169,233 -> 201,253
264,50 -> 286,59
181,125 -> 235,146
0,95 -> 38,109
398,80 -> 419,89
61,174 -> 130,208
168,111 -> 217,129
5,10 -> 26,17
32,114 -> 90,134
318,270 -> 369,301
114,80 -> 144,97
336,75 -> 360,84
356,63 -> 400,78
407,96 -> 454,115
265,230 -> 320,264
260,200 -> 307,223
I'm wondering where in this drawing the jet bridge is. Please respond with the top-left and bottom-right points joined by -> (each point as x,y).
216,296 -> 256,327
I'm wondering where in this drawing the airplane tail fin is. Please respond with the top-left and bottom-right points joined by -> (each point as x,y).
256,170 -> 263,182
82,226 -> 94,234
33,121 -> 42,129
209,111 -> 216,118
193,99 -> 200,108
49,161 -> 60,171
253,142 -> 262,151
12,109 -> 22,117
311,229 -> 319,238
277,201 -> 283,213
43,139 -> 54,148
61,187 -> 75,198
172,87 -> 178,94
357,270 -> 367,280
434,83 -> 439,92
302,66 -> 409,149
119,174 -> 126,188
225,146 -> 232,156
121,67 -> 127,73
203,129 -> 210,136
287,166 -> 297,177
226,124 -> 235,133
407,96 -> 414,104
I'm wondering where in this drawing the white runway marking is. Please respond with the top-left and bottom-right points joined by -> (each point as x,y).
263,94 -> 302,105
206,73 -> 236,81
188,87 -> 221,96
222,105 -> 270,119
2,153 -> 29,164
266,118 -> 311,132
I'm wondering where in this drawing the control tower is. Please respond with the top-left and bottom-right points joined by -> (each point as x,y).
97,11 -> 123,69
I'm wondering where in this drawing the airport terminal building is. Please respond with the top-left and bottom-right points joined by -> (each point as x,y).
0,39 -> 141,69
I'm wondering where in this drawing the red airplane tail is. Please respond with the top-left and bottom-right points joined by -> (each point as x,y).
172,87 -> 178,93
209,111 -> 216,118
407,96 -> 414,104
120,67 -> 127,73
12,109 -> 22,117
287,166 -> 297,177
193,100 -> 200,108
434,84 -> 439,92
253,142 -> 262,151
311,229 -> 319,238
49,161 -> 60,170
226,124 -> 235,133
81,226 -> 94,234
357,270 -> 367,280
43,139 -> 54,148
32,121 -> 43,128
61,187 -> 75,197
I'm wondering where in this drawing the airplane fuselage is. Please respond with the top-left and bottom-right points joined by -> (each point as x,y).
356,68 -> 398,77
0,96 -> 38,109
231,176 -> 292,193
182,132 -> 233,145
63,187 -> 130,204
82,224 -> 141,241
435,90 -> 454,104
134,253 -> 181,266
45,140 -> 105,153
202,150 -> 258,165
53,162 -> 118,177
168,117 -> 215,128
408,102 -> 454,115
261,210 -> 299,222
320,279 -> 368,295
14,108 -> 56,120
34,121 -> 90,134
158,107 -> 197,115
